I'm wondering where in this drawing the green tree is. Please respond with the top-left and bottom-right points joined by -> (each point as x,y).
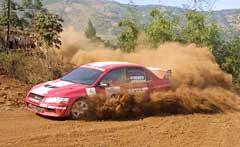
85,19 -> 97,40
33,12 -> 63,49
117,0 -> 140,53
23,0 -> 32,8
126,0 -> 139,27
182,11 -> 221,48
22,0 -> 44,28
0,0 -> 22,28
146,9 -> 178,47
221,37 -> 240,84
118,19 -> 139,53
22,0 -> 43,12
33,0 -> 43,10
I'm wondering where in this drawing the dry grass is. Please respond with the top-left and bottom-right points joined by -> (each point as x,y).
0,50 -> 73,84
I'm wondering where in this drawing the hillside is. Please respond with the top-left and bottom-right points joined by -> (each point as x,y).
41,0 -> 240,40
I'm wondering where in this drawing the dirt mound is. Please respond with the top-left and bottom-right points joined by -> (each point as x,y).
0,75 -> 30,109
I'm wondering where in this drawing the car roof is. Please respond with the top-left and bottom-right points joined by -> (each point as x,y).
84,61 -> 143,71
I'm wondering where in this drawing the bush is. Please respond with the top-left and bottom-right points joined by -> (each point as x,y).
85,19 -> 97,40
0,50 -> 72,84
33,12 -> 63,49
118,19 -> 139,53
221,37 -> 240,84
181,11 -> 222,49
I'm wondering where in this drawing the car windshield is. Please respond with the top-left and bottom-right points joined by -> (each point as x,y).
61,67 -> 102,85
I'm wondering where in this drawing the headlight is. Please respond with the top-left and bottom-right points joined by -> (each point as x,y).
44,97 -> 69,104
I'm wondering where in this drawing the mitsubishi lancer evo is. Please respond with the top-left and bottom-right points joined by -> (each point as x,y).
25,62 -> 171,120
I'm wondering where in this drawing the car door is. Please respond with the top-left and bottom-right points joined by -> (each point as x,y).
96,67 -> 127,97
123,67 -> 150,95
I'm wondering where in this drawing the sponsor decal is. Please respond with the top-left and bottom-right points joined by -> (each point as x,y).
86,88 -> 96,96
128,87 -> 148,94
129,76 -> 146,83
129,76 -> 145,80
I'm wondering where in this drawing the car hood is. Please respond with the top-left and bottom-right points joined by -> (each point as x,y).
30,80 -> 89,98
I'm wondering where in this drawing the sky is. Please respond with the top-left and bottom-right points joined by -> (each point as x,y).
114,0 -> 240,10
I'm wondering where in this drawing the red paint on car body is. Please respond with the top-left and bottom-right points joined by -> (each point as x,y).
25,62 -> 171,118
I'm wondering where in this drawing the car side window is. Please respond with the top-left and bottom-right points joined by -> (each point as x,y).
127,67 -> 147,83
101,68 -> 126,85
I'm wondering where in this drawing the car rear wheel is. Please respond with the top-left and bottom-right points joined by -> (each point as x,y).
70,99 -> 89,120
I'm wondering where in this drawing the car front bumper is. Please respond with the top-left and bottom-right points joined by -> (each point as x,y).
25,99 -> 70,117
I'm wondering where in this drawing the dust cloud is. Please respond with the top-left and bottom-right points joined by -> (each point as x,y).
60,27 -> 240,119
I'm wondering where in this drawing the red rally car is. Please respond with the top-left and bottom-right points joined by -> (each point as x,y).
25,61 -> 171,119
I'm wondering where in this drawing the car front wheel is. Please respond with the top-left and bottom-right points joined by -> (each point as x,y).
70,99 -> 89,120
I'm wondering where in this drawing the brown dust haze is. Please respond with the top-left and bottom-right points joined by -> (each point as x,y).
59,27 -> 240,119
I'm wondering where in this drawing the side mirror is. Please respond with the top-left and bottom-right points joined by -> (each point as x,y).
99,81 -> 109,87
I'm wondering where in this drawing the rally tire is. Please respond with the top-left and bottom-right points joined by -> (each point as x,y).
69,99 -> 89,120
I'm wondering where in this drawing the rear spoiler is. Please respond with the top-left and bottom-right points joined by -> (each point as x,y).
147,67 -> 172,79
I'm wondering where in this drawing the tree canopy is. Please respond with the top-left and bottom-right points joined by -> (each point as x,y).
0,0 -> 23,28
85,19 -> 97,40
118,19 -> 139,53
33,12 -> 63,49
146,9 -> 178,47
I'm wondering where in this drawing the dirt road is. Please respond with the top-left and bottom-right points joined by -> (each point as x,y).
0,75 -> 240,147
0,109 -> 240,147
